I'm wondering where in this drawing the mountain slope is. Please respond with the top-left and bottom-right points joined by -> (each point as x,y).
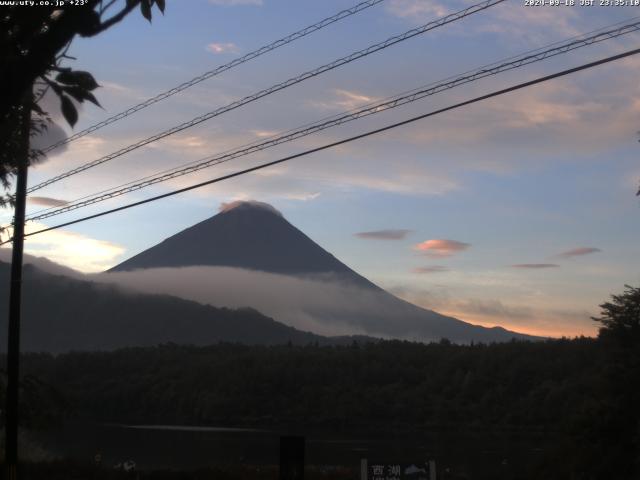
110,201 -> 537,343
111,201 -> 369,282
0,261 -> 361,353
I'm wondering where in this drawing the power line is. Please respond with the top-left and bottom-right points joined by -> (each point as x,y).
28,0 -> 506,193
26,14 -> 640,218
41,0 -> 388,154
26,18 -> 640,222
11,46 -> 639,243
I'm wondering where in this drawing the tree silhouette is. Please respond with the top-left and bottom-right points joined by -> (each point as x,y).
591,285 -> 640,478
0,0 -> 165,203
593,284 -> 640,344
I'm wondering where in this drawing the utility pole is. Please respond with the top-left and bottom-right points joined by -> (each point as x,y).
4,102 -> 30,480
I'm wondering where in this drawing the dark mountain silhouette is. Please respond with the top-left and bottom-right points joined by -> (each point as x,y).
0,261 -> 369,353
110,201 -> 537,343
111,201 -> 375,288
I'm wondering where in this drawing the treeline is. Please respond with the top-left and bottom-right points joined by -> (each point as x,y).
1,334 -> 638,478
2,338 -> 604,430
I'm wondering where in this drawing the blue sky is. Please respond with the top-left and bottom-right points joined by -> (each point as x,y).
4,0 -> 640,337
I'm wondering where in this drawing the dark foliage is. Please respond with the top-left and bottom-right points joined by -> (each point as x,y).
13,461 -> 350,480
0,0 -> 164,204
0,331 -> 637,478
589,285 -> 640,478
5,340 -> 603,432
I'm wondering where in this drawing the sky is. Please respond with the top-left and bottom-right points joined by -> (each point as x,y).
2,0 -> 640,338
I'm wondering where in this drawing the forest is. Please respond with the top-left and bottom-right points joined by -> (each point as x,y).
1,286 -> 639,479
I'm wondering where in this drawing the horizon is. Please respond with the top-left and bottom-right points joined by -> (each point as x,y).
0,198 -> 621,340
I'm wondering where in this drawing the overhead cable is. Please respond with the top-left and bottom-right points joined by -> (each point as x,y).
41,0 -> 388,154
26,19 -> 640,221
28,0 -> 506,193
10,46 -> 638,243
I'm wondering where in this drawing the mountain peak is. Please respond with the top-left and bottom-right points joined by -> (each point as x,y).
219,200 -> 282,217
109,199 -> 361,278
108,202 -> 535,343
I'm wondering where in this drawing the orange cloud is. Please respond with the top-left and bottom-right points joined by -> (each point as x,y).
414,239 -> 469,258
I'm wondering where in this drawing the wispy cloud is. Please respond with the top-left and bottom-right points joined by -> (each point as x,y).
482,4 -> 582,41
452,298 -> 534,320
412,265 -> 449,274
96,266 -> 470,340
147,133 -> 229,157
282,192 -> 321,201
206,42 -> 240,54
100,81 -> 146,101
2,222 -> 127,273
307,89 -> 379,111
219,200 -> 283,216
388,285 -> 595,338
355,229 -> 412,240
156,135 -> 208,149
556,247 -> 601,258
252,129 -> 280,138
333,89 -> 376,109
395,74 -> 640,167
28,196 -> 68,207
386,0 -> 582,40
386,0 -> 449,23
414,239 -> 470,258
512,264 -> 560,269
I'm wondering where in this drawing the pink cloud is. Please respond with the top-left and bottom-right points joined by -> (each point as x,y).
512,264 -> 559,269
412,266 -> 449,274
414,239 -> 470,258
28,196 -> 68,207
206,42 -> 239,55
556,247 -> 601,258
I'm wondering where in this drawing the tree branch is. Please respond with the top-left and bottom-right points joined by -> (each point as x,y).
100,0 -> 119,16
88,0 -> 141,36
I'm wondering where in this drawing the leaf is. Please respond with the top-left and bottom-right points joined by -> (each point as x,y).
60,95 -> 78,128
76,10 -> 102,37
83,91 -> 102,108
141,0 -> 152,22
56,70 -> 75,84
62,86 -> 103,109
56,70 -> 99,91
49,81 -> 63,96
155,0 -> 165,14
62,86 -> 85,103
55,71 -> 75,84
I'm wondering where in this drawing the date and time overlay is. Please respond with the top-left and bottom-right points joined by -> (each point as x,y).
525,0 -> 639,6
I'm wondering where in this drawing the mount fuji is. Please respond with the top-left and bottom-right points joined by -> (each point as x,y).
109,201 -> 535,343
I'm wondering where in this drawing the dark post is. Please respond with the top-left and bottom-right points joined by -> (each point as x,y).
4,103 -> 30,480
279,435 -> 305,480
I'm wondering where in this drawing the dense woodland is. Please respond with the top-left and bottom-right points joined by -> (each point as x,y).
1,286 -> 639,479
4,339 -> 602,430
0,336 -> 637,478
